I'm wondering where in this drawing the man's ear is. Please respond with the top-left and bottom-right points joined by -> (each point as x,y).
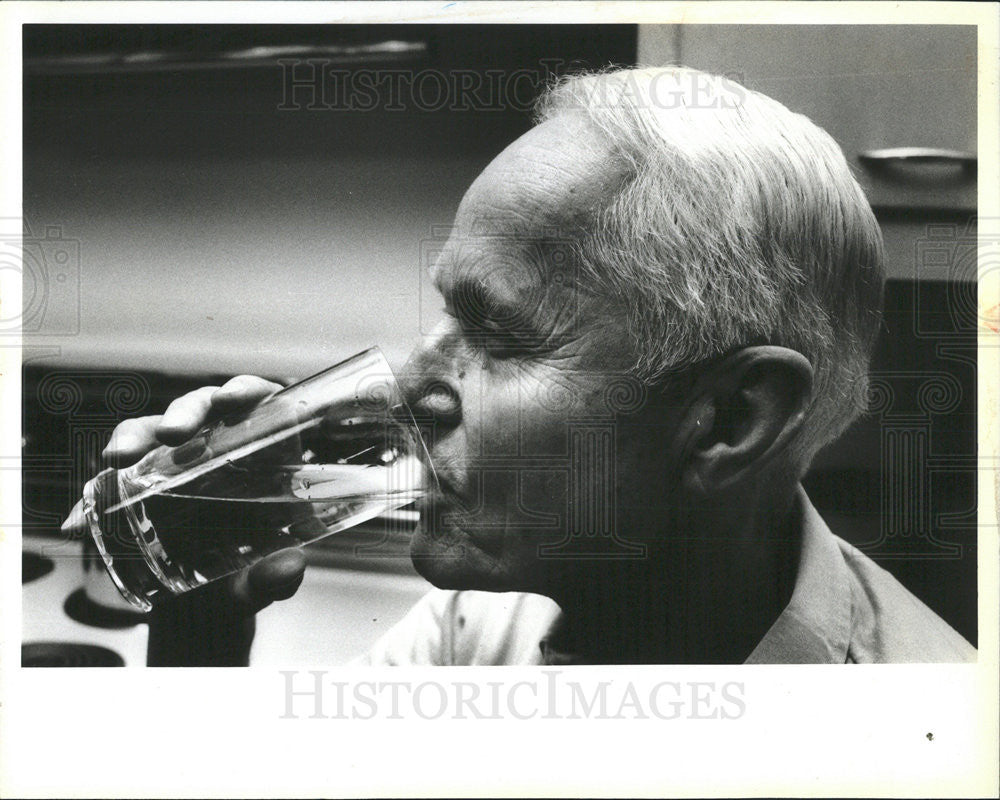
677,346 -> 814,495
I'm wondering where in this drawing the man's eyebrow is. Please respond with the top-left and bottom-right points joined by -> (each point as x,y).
451,278 -> 509,315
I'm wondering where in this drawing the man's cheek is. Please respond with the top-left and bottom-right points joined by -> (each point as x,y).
477,411 -> 522,458
512,469 -> 569,542
457,370 -> 515,456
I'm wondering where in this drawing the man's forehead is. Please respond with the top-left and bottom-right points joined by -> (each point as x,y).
431,114 -> 625,293
458,114 -> 624,233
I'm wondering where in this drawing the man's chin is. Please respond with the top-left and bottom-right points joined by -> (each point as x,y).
408,523 -> 514,592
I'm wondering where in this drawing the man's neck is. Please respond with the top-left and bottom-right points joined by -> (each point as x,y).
543,482 -> 803,664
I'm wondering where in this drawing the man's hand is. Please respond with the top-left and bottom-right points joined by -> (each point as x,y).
62,375 -> 308,666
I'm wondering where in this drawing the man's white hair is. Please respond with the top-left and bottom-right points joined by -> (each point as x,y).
535,66 -> 885,470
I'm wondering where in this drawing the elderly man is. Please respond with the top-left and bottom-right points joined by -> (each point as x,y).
66,67 -> 975,665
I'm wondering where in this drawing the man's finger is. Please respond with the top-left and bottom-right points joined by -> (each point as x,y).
155,386 -> 221,445
211,375 -> 283,411
102,415 -> 165,466
230,549 -> 307,614
60,498 -> 86,534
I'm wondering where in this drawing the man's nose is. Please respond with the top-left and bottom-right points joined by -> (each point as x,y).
398,323 -> 463,428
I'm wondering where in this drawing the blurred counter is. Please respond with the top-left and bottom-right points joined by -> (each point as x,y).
21,533 -> 430,667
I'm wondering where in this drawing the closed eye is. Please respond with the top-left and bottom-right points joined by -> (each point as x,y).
447,281 -> 542,359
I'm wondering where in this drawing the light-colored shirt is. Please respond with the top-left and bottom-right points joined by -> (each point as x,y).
354,488 -> 976,665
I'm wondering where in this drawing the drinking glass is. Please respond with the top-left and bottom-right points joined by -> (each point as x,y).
81,347 -> 432,611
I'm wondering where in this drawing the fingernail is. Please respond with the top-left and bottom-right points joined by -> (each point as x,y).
104,431 -> 136,455
214,379 -> 245,397
60,500 -> 84,531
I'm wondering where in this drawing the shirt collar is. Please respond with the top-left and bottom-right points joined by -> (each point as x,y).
743,485 -> 853,664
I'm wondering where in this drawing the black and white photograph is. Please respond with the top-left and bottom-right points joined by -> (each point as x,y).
2,2 -> 998,797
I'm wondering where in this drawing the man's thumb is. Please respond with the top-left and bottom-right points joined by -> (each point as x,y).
237,549 -> 307,613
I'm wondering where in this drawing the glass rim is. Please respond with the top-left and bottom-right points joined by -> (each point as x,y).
267,345 -> 440,496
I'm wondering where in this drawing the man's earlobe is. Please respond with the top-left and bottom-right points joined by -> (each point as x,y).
680,347 -> 813,495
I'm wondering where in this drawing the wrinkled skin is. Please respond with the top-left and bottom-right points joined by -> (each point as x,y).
402,114 -> 683,598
